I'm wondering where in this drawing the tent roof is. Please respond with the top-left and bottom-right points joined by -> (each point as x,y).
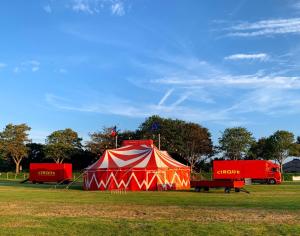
86,140 -> 189,170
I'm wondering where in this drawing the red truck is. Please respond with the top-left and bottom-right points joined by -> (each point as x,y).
213,160 -> 282,184
29,163 -> 72,184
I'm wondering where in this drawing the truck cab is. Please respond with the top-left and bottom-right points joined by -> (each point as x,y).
268,165 -> 282,184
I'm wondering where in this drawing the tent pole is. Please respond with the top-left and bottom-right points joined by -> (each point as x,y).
158,133 -> 161,150
115,135 -> 118,149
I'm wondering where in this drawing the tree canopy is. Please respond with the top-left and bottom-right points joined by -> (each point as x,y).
265,130 -> 294,172
45,128 -> 82,163
86,127 -> 119,155
219,127 -> 255,160
139,116 -> 213,172
0,123 -> 31,173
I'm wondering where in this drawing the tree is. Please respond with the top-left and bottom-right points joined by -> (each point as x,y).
290,143 -> 300,158
45,128 -> 82,163
86,127 -> 118,155
180,122 -> 213,172
266,130 -> 294,173
139,115 -> 187,153
219,127 -> 255,160
138,116 -> 213,172
27,143 -> 46,162
0,123 -> 31,173
247,138 -> 269,160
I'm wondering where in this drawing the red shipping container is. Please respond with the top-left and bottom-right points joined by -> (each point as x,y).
29,163 -> 72,183
213,160 -> 281,184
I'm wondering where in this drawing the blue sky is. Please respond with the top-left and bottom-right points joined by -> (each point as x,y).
1,0 -> 300,144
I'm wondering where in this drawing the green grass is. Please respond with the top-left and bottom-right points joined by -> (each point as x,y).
0,181 -> 300,235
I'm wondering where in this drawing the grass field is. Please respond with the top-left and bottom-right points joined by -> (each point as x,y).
0,181 -> 299,235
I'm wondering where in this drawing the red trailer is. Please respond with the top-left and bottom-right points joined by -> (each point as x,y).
29,163 -> 72,184
190,180 -> 245,193
213,160 -> 282,184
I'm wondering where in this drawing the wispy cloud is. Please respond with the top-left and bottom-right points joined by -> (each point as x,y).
292,1 -> 300,10
227,18 -> 300,37
111,2 -> 125,16
45,93 -> 231,123
45,51 -> 300,125
227,88 -> 300,115
152,74 -> 300,89
69,0 -> 126,16
224,53 -> 269,61
72,0 -> 94,14
58,68 -> 68,74
132,53 -> 300,118
158,89 -> 174,106
170,93 -> 190,108
14,60 -> 40,73
43,5 -> 52,14
0,63 -> 7,69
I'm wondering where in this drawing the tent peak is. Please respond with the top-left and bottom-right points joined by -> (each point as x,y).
122,139 -> 154,147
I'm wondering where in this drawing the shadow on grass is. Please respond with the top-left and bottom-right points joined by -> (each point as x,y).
0,179 -> 83,190
0,180 -> 255,194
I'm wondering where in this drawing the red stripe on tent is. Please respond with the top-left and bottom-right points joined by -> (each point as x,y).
156,149 -> 188,168
108,149 -> 151,161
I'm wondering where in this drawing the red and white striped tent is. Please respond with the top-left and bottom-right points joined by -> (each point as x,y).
83,140 -> 190,191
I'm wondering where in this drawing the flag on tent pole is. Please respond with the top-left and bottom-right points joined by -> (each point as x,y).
111,126 -> 118,148
111,126 -> 117,137
151,122 -> 159,132
151,122 -> 161,150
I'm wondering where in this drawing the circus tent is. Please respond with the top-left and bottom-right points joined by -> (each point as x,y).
83,140 -> 190,191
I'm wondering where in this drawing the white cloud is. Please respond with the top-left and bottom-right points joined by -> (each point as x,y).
132,53 -> 300,119
158,89 -> 174,106
227,18 -> 300,37
45,52 -> 300,125
227,88 -> 300,115
111,2 -> 125,16
13,67 -> 20,73
43,5 -> 52,14
32,67 -> 39,72
72,0 -> 94,14
70,0 -> 125,16
45,93 -> 231,123
58,68 -> 68,74
224,53 -> 269,61
152,74 -> 300,89
27,60 -> 40,72
292,1 -> 300,10
14,60 -> 40,73
0,63 -> 7,69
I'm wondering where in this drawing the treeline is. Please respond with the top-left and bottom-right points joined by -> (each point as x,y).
0,115 -> 299,173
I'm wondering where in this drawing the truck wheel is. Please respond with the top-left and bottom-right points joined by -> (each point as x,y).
234,188 -> 240,192
195,187 -> 201,192
268,179 -> 276,184
224,187 -> 231,193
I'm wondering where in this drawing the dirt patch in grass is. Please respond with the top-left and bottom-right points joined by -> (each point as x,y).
0,218 -> 43,228
0,201 -> 299,224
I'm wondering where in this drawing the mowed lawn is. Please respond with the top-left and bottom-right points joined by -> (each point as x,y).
0,181 -> 299,235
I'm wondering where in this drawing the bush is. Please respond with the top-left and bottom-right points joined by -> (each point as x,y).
283,173 -> 300,181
